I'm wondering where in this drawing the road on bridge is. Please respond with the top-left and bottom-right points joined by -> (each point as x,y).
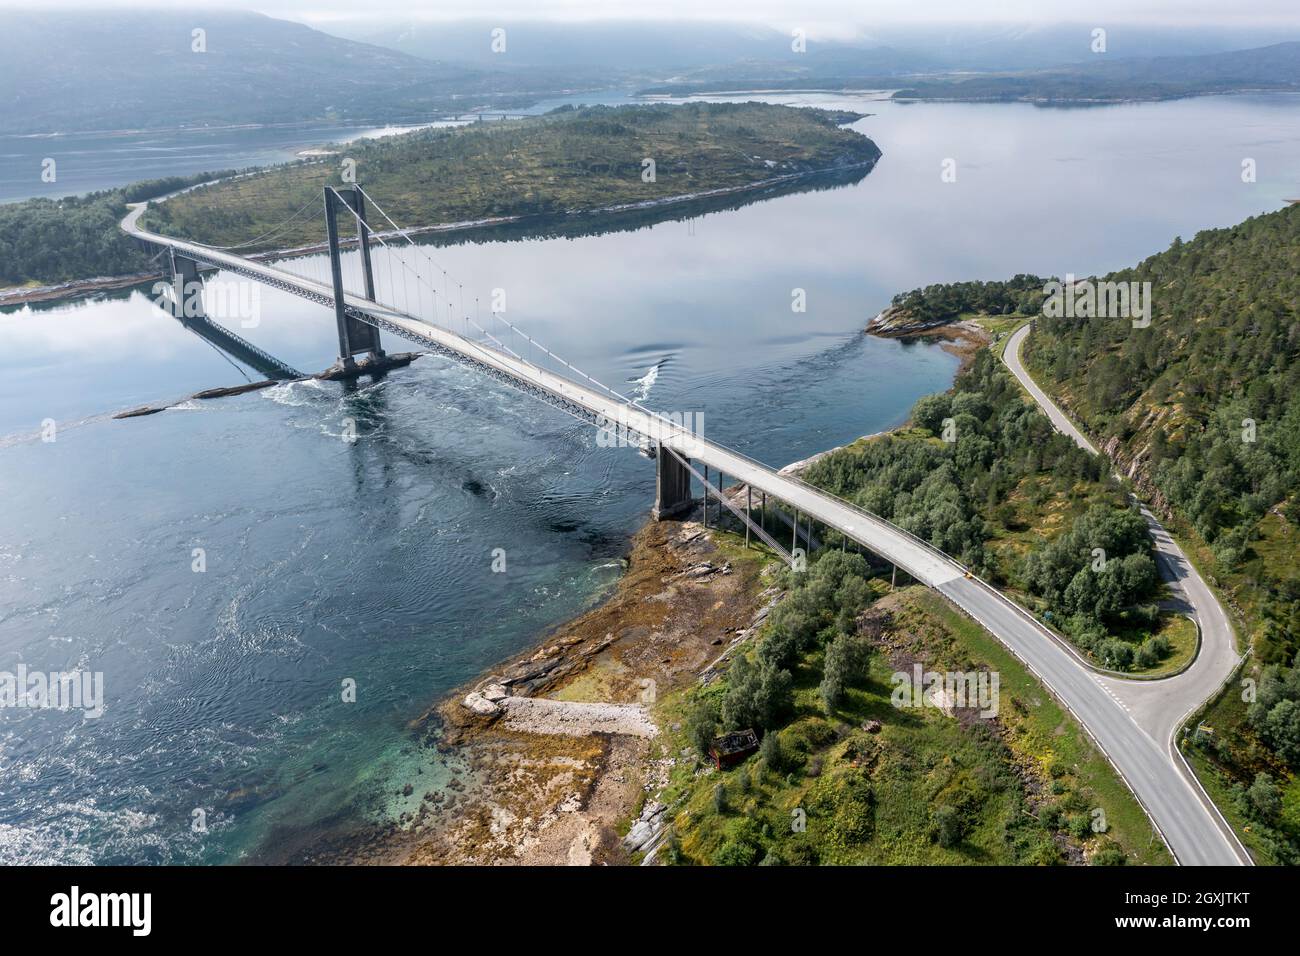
123,204 -> 1249,864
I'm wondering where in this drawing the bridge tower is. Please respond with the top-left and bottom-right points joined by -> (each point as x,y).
652,442 -> 694,520
323,185 -> 385,369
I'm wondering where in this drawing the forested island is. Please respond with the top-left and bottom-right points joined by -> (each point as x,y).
0,102 -> 877,293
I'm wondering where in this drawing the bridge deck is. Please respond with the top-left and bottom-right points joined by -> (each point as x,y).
120,203 -> 1247,865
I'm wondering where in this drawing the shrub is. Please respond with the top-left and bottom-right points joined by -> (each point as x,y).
686,697 -> 719,759
759,731 -> 785,773
1246,772 -> 1282,821
933,804 -> 965,848
712,819 -> 763,866
1091,842 -> 1127,866
1095,637 -> 1135,670
712,782 -> 728,814
820,632 -> 871,713
1067,814 -> 1093,839
721,653 -> 794,731
712,836 -> 760,866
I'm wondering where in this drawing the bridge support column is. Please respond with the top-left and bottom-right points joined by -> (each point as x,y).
702,465 -> 709,528
652,443 -> 693,521
167,250 -> 206,325
323,186 -> 384,369
746,487 -> 752,548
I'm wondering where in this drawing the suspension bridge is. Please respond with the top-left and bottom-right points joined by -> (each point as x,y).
120,186 -> 1247,865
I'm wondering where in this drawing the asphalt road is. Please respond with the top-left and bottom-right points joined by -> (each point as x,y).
1003,323 -> 1249,865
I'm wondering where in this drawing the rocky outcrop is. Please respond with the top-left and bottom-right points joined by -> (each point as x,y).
624,800 -> 669,859
461,692 -> 500,717
866,304 -> 953,337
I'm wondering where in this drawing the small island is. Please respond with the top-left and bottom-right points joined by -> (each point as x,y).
0,102 -> 880,299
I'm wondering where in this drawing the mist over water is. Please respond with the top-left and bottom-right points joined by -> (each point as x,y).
0,92 -> 1296,863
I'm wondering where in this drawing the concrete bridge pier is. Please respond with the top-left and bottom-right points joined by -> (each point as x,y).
166,249 -> 206,324
323,185 -> 386,372
652,442 -> 693,521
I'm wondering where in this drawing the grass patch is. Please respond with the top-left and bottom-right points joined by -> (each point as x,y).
656,573 -> 1168,865
1122,612 -> 1197,677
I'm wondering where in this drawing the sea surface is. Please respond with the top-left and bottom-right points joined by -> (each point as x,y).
0,92 -> 1297,863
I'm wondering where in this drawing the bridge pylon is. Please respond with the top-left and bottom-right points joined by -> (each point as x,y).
165,249 -> 206,326
652,442 -> 694,521
323,185 -> 385,369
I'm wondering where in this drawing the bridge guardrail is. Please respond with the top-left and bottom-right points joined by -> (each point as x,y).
131,209 -> 1044,637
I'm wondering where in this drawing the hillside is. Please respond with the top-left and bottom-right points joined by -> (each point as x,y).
1021,207 -> 1300,863
0,10 -> 531,135
1024,207 -> 1300,655
141,102 -> 879,252
858,208 -> 1300,861
894,41 -> 1300,102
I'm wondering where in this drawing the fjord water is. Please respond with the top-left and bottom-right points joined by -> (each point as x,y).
1,94 -> 1298,863
0,120 -> 469,205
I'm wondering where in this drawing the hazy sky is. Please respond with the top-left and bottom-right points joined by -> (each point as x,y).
2,0 -> 1298,26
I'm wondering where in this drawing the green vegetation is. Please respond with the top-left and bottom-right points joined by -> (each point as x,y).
1006,204 -> 1300,862
144,102 -> 879,253
657,559 -> 1167,865
1024,207 -> 1300,664
1183,662 -> 1300,864
854,204 -> 1300,859
803,349 -> 1172,670
652,351 -> 1182,864
882,275 -> 1047,328
1,103 -> 876,290
0,171 -> 238,287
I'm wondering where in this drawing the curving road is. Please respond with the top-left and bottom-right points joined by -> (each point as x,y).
124,205 -> 1248,864
1004,322 -> 1249,865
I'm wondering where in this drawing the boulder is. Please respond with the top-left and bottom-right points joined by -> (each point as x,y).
462,692 -> 500,717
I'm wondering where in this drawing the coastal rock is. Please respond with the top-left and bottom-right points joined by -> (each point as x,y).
462,692 -> 500,717
681,562 -> 716,579
498,697 -> 658,738
482,683 -> 509,703
624,800 -> 668,853
865,305 -> 953,337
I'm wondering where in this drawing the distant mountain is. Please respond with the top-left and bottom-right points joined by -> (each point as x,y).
844,22 -> 1300,70
334,19 -> 1300,75
893,42 -> 1300,103
0,10 -> 540,134
333,19 -> 796,72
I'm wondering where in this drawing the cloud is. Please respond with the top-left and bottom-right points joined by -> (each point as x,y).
1,0 -> 1297,27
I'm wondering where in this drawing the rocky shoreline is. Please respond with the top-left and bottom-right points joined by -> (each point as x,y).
327,513 -> 780,866
866,309 -> 991,372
